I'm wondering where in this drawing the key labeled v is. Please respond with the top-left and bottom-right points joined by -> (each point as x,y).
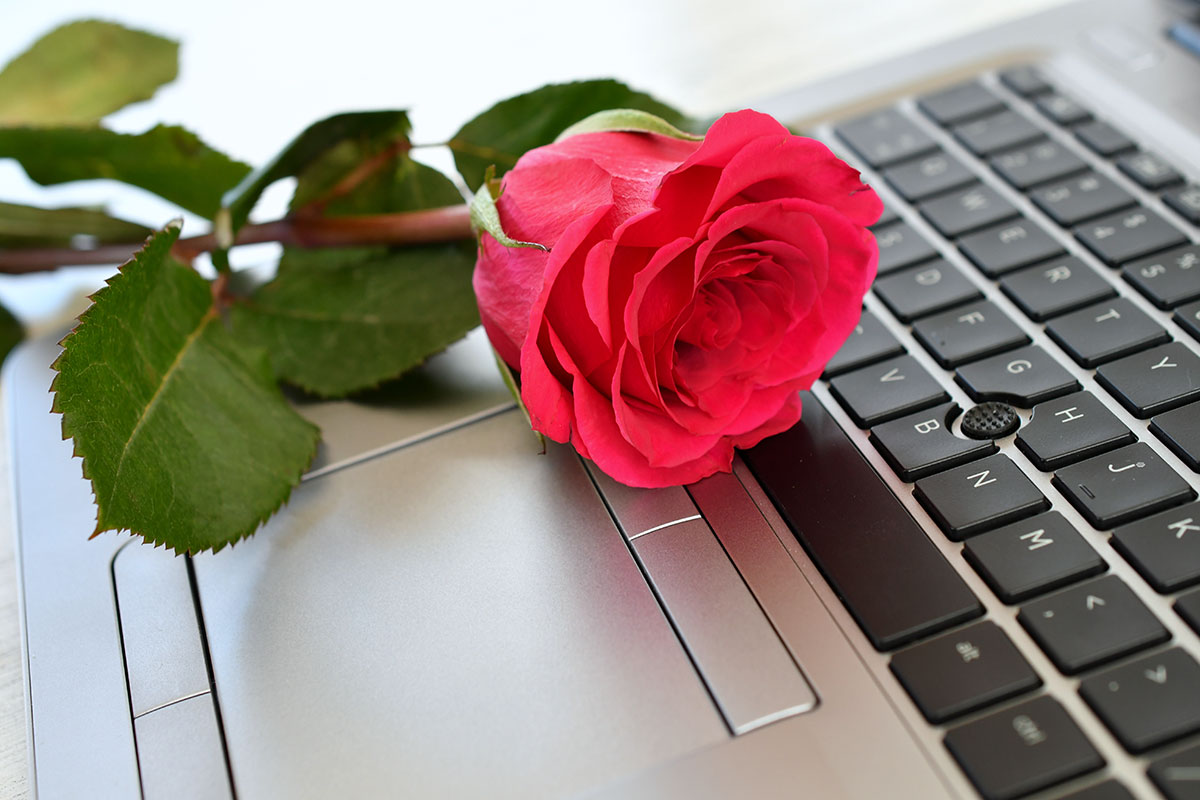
880,368 -> 905,382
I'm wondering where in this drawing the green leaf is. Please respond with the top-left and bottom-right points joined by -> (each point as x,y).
449,79 -> 693,191
230,240 -> 480,398
468,165 -> 548,252
0,200 -> 150,247
555,108 -> 704,142
289,134 -> 460,216
218,111 -> 410,238
0,20 -> 178,126
0,301 -> 24,366
230,131 -> 478,397
0,124 -> 251,219
52,225 -> 320,554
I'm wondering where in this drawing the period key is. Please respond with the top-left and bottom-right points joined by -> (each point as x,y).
1079,648 -> 1200,753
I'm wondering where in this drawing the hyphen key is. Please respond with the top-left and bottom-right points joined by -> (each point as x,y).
744,392 -> 983,650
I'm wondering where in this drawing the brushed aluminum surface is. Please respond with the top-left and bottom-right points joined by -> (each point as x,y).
190,410 -> 728,799
112,541 -> 211,718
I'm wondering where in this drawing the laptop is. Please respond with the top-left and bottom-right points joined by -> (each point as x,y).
9,0 -> 1200,796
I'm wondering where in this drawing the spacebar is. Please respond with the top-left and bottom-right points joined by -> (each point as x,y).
742,391 -> 982,651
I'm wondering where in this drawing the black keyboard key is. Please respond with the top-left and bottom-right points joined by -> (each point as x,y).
918,81 -> 1006,126
1117,151 -> 1185,191
1000,256 -> 1117,321
1015,391 -> 1135,470
1163,184 -> 1200,226
1018,574 -> 1170,674
828,354 -> 949,428
920,184 -> 1021,239
874,221 -> 940,275
872,201 -> 900,229
1123,244 -> 1200,309
744,393 -> 983,651
953,111 -> 1044,157
1177,590 -> 1200,634
1035,93 -> 1093,127
1096,342 -> 1200,418
1149,742 -> 1200,800
999,66 -> 1052,97
965,511 -> 1105,603
1074,120 -> 1136,158
1173,300 -> 1200,343
958,218 -> 1066,278
1046,297 -> 1170,368
882,150 -> 976,203
1111,501 -> 1200,592
915,453 -> 1049,540
822,309 -> 905,377
1076,206 -> 1188,267
1058,781 -> 1135,800
956,345 -> 1080,407
944,695 -> 1103,800
1053,442 -> 1195,529
912,300 -> 1029,368
1151,403 -> 1200,472
990,139 -> 1087,190
890,621 -> 1040,723
1031,172 -> 1136,227
870,403 -> 995,481
1080,648 -> 1200,753
834,108 -> 938,168
874,259 -> 981,322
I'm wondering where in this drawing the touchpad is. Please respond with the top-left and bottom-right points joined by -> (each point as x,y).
190,410 -> 726,799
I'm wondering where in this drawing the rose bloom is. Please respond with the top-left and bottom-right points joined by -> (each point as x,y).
473,109 -> 881,487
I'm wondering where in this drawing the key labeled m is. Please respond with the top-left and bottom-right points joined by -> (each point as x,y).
1020,529 -> 1053,551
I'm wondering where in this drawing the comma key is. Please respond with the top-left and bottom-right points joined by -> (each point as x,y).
955,345 -> 1080,408
1018,574 -> 1169,674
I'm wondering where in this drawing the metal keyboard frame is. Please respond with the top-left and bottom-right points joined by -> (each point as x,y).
763,55 -> 1200,799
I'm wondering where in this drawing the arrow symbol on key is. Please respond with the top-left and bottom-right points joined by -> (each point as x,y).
1086,595 -> 1106,610
1146,666 -> 1168,684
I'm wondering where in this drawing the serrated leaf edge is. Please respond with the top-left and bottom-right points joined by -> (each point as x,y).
50,223 -> 320,555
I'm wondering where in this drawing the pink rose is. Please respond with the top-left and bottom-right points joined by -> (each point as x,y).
473,109 -> 882,487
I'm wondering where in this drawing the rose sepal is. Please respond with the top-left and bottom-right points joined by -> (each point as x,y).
492,347 -> 545,449
468,165 -> 549,252
554,108 -> 702,143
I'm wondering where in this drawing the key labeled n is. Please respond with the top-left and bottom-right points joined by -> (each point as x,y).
967,469 -> 996,488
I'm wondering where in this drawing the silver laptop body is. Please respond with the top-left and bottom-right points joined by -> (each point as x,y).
10,0 -> 1200,796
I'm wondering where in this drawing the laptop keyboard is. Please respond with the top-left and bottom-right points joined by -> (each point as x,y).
745,66 -> 1200,800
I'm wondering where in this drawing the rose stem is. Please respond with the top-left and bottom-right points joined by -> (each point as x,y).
0,203 -> 475,274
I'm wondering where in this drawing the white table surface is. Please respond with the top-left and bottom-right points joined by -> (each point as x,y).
0,1 -> 1063,795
